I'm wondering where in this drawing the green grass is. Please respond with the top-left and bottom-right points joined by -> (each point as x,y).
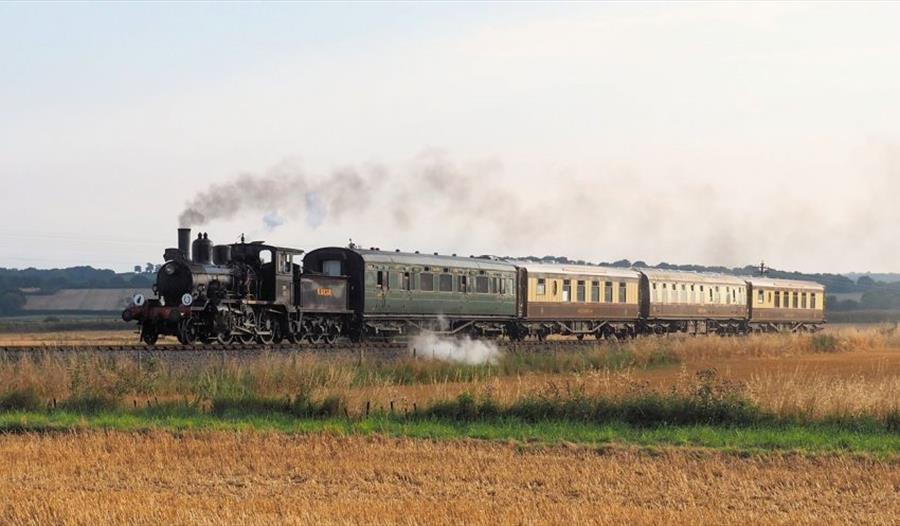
0,409 -> 896,456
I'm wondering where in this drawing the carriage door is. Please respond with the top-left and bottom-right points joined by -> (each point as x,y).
276,252 -> 293,304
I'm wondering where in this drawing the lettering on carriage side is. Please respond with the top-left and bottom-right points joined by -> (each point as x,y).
317,288 -> 334,297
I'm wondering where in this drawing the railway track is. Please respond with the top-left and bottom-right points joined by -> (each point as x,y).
0,338 -> 605,354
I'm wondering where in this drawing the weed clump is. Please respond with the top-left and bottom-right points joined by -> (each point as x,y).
0,388 -> 43,412
811,334 -> 839,353
59,395 -> 121,413
210,392 -> 348,419
422,370 -> 764,427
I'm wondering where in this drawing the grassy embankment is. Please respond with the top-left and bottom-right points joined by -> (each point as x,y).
0,330 -> 897,454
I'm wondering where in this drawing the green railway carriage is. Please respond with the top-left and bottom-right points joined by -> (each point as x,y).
303,247 -> 517,338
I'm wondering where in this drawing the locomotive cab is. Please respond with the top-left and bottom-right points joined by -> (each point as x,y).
230,242 -> 303,304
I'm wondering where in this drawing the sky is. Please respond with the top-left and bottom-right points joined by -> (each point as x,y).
2,2 -> 900,273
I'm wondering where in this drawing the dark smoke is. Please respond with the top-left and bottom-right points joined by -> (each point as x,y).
178,163 -> 371,229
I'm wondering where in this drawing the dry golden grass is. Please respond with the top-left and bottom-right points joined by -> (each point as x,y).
0,330 -> 137,346
0,328 -> 897,419
0,432 -> 896,526
324,331 -> 900,419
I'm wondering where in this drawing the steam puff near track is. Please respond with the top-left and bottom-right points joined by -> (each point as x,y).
409,332 -> 502,365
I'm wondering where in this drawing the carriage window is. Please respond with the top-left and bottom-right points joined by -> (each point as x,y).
619,282 -> 627,303
591,281 -> 600,302
562,280 -> 572,302
576,280 -> 585,302
458,275 -> 468,293
775,291 -> 781,308
758,290 -> 764,304
420,273 -> 434,291
811,293 -> 817,309
439,274 -> 452,292
604,281 -> 613,303
402,272 -> 411,291
475,276 -> 489,293
536,278 -> 546,295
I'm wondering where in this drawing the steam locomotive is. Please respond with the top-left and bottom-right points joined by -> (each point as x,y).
121,228 -> 350,345
122,229 -> 826,345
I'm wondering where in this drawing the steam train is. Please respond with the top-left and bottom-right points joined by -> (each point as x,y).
122,228 -> 826,345
122,228 -> 349,345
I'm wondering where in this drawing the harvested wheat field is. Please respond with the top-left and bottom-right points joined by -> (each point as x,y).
0,432 -> 896,526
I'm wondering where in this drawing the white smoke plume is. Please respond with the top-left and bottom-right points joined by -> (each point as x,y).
408,332 -> 502,365
174,145 -> 900,272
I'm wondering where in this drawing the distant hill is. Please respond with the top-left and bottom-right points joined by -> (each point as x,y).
0,266 -> 153,316
23,288 -> 154,314
844,272 -> 900,284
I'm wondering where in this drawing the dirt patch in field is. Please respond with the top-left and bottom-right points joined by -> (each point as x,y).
0,432 -> 895,525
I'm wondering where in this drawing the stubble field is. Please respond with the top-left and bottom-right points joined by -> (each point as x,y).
0,432 -> 897,526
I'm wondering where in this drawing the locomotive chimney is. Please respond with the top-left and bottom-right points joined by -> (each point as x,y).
177,228 -> 191,260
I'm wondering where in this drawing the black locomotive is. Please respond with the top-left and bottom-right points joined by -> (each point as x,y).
122,228 -> 351,345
